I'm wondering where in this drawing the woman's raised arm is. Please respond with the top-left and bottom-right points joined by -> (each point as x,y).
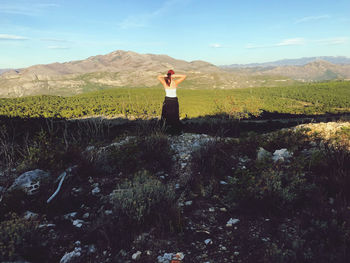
173,74 -> 187,85
157,75 -> 166,85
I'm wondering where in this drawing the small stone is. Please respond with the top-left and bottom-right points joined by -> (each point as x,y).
157,253 -> 173,263
220,245 -> 227,251
234,251 -> 239,256
92,186 -> 101,195
74,241 -> 81,246
209,207 -> 215,212
83,213 -> 90,219
185,200 -> 193,206
220,208 -> 227,212
60,247 -> 82,263
175,184 -> 180,189
24,211 -> 39,220
220,180 -> 228,185
64,212 -> 77,220
329,197 -> 335,205
73,219 -> 84,228
105,210 -> 113,215
174,252 -> 184,260
204,239 -> 212,245
146,250 -> 152,256
89,244 -> 96,254
132,251 -> 142,260
226,218 -> 240,227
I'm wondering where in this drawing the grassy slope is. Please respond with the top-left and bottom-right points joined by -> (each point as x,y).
0,81 -> 350,119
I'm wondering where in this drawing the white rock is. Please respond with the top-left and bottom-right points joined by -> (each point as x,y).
83,212 -> 90,219
226,218 -> 240,227
209,207 -> 215,212
272,148 -> 292,162
73,219 -> 84,228
204,238 -> 212,245
220,208 -> 227,212
234,251 -> 240,256
132,251 -> 142,260
38,223 -> 56,228
24,211 -> 39,220
9,169 -> 50,195
64,212 -> 78,220
92,186 -> 101,195
60,247 -> 81,263
220,180 -> 228,185
105,210 -> 113,215
157,253 -> 173,263
174,252 -> 184,260
185,200 -> 193,206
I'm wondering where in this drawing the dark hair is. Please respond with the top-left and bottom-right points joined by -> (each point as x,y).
164,70 -> 175,86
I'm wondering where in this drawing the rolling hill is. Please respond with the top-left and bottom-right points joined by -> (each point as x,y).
1,51 -> 350,98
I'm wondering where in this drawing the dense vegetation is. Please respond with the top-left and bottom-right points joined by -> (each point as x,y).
1,81 -> 349,119
0,117 -> 349,262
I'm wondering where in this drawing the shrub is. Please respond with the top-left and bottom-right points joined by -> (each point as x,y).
0,213 -> 39,261
106,134 -> 173,176
110,170 -> 176,224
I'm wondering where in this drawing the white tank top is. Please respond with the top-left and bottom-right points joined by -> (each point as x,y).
165,80 -> 177,98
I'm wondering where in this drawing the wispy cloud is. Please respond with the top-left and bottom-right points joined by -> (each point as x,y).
275,38 -> 305,46
0,34 -> 28,40
47,45 -> 69,49
0,2 -> 59,16
210,43 -> 223,48
118,0 -> 188,29
41,38 -> 72,43
246,38 -> 305,49
295,15 -> 330,24
314,37 -> 349,45
246,37 -> 349,49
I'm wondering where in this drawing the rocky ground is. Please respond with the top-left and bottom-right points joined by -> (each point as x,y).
0,121 -> 349,262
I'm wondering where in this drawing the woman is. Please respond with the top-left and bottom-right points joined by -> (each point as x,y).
157,70 -> 186,132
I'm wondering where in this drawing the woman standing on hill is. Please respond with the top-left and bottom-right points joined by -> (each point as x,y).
157,70 -> 186,132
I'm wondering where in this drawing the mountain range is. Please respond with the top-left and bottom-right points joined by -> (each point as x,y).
1,51 -> 350,98
221,56 -> 350,68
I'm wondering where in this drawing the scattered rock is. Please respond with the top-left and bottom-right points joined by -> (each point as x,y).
91,186 -> 101,195
157,252 -> 184,263
132,251 -> 142,260
105,210 -> 113,215
83,212 -> 90,219
23,211 -> 39,220
60,247 -> 82,263
64,212 -> 78,220
226,218 -> 240,227
185,200 -> 193,206
204,238 -> 213,245
9,169 -> 50,195
272,148 -> 292,162
72,219 -> 84,228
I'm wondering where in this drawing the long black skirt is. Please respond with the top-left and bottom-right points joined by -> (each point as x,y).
161,96 -> 181,132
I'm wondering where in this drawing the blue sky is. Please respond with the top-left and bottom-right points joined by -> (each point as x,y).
1,0 -> 349,68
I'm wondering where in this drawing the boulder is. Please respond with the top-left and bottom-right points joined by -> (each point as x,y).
272,149 -> 292,162
9,169 -> 50,195
257,147 -> 272,161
